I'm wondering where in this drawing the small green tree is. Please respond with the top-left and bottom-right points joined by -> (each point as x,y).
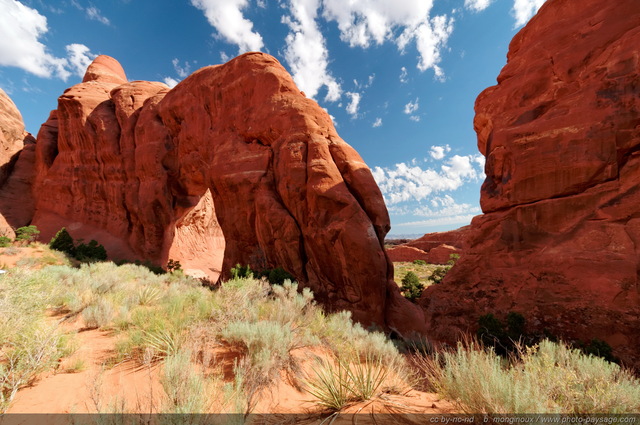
412,259 -> 427,266
401,271 -> 424,302
0,236 -> 11,247
49,227 -> 76,256
75,240 -> 107,262
14,225 -> 40,243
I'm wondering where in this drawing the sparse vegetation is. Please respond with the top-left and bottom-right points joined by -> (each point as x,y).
0,236 -> 11,247
14,225 -> 40,244
166,259 -> 182,273
414,339 -> 640,414
412,259 -> 427,266
49,228 -> 108,262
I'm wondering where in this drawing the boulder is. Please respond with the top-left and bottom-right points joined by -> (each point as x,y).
422,0 -> 640,367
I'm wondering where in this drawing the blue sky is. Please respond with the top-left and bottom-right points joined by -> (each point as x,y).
0,0 -> 546,237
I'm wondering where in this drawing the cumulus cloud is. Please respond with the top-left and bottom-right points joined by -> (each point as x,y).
66,43 -> 96,77
190,0 -> 264,53
282,0 -> 342,102
163,77 -> 179,88
373,117 -> 382,128
464,0 -> 493,12
86,6 -> 110,25
322,1 -> 454,79
404,98 -> 419,115
0,0 -> 99,81
512,0 -> 546,27
345,91 -> 361,117
429,144 -> 451,160
371,153 -> 484,205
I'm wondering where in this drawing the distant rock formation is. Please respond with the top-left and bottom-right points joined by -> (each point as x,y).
0,52 -> 424,334
0,88 -> 35,237
386,245 -> 429,263
386,227 -> 467,264
422,0 -> 640,367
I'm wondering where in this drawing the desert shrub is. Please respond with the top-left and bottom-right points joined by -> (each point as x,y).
266,267 -> 294,285
0,236 -> 11,247
400,271 -> 423,301
230,264 -> 253,279
14,225 -> 40,244
304,353 -> 391,411
477,312 -> 527,355
412,259 -> 427,266
161,349 -> 213,414
578,339 -> 616,364
221,320 -> 293,377
166,259 -> 182,273
415,339 -> 640,414
83,298 -> 115,329
49,228 -> 76,256
429,265 -> 450,284
75,240 -> 107,262
448,253 -> 461,265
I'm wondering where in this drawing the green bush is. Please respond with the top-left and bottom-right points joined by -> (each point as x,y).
477,312 -> 527,355
230,264 -> 253,279
412,259 -> 427,266
400,271 -> 423,301
75,240 -> 107,262
14,225 -> 40,244
0,236 -> 11,247
429,265 -> 451,284
49,228 -> 76,256
267,267 -> 294,285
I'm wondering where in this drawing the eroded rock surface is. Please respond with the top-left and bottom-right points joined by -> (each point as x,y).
28,52 -> 421,333
0,88 -> 36,236
422,0 -> 640,367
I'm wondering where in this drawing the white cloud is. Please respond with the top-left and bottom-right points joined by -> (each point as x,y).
321,1 -> 454,79
0,0 -> 100,81
0,0 -> 69,79
190,0 -> 264,53
282,0 -> 342,102
395,214 -> 477,228
86,6 -> 110,25
220,51 -> 231,62
464,0 -> 493,12
404,98 -> 419,115
345,91 -> 361,117
66,43 -> 96,77
409,115 -> 420,122
372,117 -> 382,128
372,153 -> 484,205
512,0 -> 546,27
429,144 -> 451,160
172,58 -> 191,78
399,66 -> 408,83
163,77 -> 179,88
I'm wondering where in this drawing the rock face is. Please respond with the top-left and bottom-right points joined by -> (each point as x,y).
28,52 -> 423,333
406,226 -> 468,253
0,88 -> 36,236
426,244 -> 460,265
422,0 -> 640,367
386,245 -> 429,263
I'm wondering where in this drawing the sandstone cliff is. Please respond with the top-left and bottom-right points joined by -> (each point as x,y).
422,0 -> 640,367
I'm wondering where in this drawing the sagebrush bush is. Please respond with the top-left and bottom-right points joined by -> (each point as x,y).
415,339 -> 640,414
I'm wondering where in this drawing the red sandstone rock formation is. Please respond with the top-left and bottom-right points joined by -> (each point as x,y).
422,0 -> 640,367
0,89 -> 36,236
386,245 -> 429,263
406,226 -> 468,253
426,244 -> 459,265
26,52 -> 424,334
